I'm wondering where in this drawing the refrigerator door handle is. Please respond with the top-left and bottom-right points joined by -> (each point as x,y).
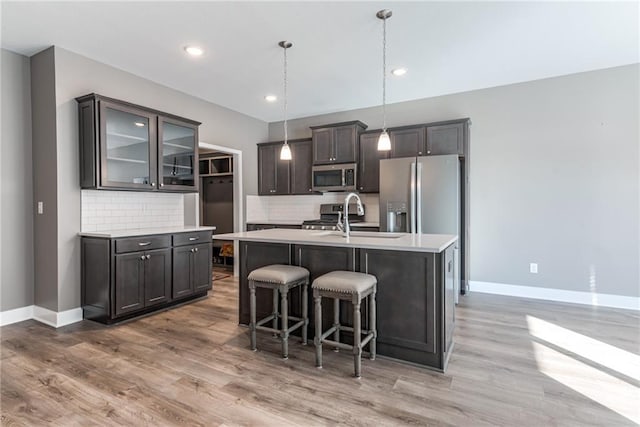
410,162 -> 417,234
416,161 -> 423,234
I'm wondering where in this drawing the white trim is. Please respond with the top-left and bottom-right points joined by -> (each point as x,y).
470,281 -> 640,311
0,305 -> 34,326
33,306 -> 59,327
29,306 -> 83,328
56,308 -> 84,327
198,142 -> 243,278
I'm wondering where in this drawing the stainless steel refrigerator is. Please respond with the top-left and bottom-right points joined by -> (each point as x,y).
379,155 -> 461,301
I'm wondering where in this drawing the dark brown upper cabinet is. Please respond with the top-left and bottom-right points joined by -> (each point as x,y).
311,121 -> 367,164
358,131 -> 388,193
390,126 -> 426,158
289,139 -> 315,194
426,122 -> 465,156
76,93 -> 200,192
258,143 -> 290,195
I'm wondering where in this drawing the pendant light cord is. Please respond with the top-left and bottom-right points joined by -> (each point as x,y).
382,14 -> 387,131
283,44 -> 288,145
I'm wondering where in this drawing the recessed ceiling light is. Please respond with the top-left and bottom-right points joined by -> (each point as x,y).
134,122 -> 145,127
391,68 -> 408,76
184,46 -> 204,57
264,95 -> 278,102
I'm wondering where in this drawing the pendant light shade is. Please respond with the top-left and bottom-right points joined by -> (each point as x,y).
377,130 -> 391,151
280,142 -> 292,160
279,41 -> 293,161
377,9 -> 392,151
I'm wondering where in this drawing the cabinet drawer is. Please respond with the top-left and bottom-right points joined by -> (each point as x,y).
173,231 -> 212,247
115,235 -> 171,254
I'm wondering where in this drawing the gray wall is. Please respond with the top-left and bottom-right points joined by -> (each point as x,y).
31,47 -> 59,311
269,64 -> 640,298
1,49 -> 34,311
53,47 -> 268,311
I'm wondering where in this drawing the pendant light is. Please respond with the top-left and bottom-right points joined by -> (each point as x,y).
377,9 -> 392,151
279,41 -> 293,160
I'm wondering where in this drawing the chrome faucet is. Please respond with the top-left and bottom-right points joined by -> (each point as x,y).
343,192 -> 365,238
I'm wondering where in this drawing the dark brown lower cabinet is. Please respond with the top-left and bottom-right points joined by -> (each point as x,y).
81,231 -> 212,324
173,242 -> 213,299
236,240 -> 455,371
115,248 -> 171,316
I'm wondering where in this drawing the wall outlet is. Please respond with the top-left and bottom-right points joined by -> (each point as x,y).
530,263 -> 538,274
37,201 -> 44,214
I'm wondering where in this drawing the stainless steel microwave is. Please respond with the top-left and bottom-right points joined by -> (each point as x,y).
312,163 -> 357,192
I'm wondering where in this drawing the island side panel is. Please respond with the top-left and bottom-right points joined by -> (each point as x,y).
360,248 -> 445,370
292,244 -> 358,336
442,243 -> 456,367
238,241 -> 292,325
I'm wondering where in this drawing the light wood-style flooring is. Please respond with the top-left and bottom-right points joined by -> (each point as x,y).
1,276 -> 639,426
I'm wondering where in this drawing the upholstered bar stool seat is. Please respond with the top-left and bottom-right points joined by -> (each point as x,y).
248,264 -> 309,359
312,271 -> 377,378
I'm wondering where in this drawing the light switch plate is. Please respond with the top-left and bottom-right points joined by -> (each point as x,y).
37,201 -> 44,214
530,263 -> 538,274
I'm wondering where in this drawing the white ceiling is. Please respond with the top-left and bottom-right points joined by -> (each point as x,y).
2,1 -> 638,122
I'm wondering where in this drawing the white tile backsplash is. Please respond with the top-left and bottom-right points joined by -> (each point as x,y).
246,193 -> 380,223
81,190 -> 184,232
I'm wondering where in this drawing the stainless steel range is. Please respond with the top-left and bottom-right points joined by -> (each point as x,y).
302,203 -> 364,230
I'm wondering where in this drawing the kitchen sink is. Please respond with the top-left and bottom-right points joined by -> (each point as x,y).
310,230 -> 404,239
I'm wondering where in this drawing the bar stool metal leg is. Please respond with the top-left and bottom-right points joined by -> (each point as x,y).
370,288 -> 377,360
314,293 -> 322,368
272,288 -> 279,333
333,298 -> 340,352
302,282 -> 309,345
249,283 -> 257,351
280,285 -> 289,359
353,298 -> 362,378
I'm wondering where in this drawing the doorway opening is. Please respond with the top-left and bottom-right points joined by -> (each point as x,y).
198,142 -> 243,277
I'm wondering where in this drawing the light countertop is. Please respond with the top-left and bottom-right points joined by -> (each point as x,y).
247,220 -> 303,225
79,226 -> 216,239
246,221 -> 380,228
214,228 -> 456,253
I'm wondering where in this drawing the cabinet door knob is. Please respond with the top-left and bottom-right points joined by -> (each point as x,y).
194,247 -> 199,252
418,152 -> 422,155
190,248 -> 195,253
427,151 -> 431,154
146,254 -> 151,259
151,182 -> 156,187
160,183 -> 164,187
140,255 -> 145,260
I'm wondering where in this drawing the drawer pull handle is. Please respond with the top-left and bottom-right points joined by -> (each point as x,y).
138,242 -> 151,246
189,237 -> 198,241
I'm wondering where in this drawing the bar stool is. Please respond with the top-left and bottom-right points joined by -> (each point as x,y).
312,271 -> 377,378
248,264 -> 309,359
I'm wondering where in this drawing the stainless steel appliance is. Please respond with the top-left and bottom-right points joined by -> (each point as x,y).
302,203 -> 364,230
312,163 -> 357,192
379,155 -> 461,300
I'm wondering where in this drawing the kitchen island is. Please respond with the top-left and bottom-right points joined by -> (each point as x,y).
214,228 -> 457,372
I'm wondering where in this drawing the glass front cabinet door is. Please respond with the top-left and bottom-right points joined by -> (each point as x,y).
99,101 -> 157,190
158,117 -> 198,191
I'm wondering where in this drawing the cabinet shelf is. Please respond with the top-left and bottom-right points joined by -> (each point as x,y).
107,156 -> 147,164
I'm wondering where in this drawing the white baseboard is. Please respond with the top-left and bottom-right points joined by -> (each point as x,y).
0,305 -> 34,326
470,281 -> 640,311
1,305 -> 83,327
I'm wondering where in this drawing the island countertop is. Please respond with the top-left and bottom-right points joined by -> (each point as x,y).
214,228 -> 457,253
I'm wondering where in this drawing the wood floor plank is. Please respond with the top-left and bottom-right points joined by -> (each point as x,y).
1,274 -> 638,426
